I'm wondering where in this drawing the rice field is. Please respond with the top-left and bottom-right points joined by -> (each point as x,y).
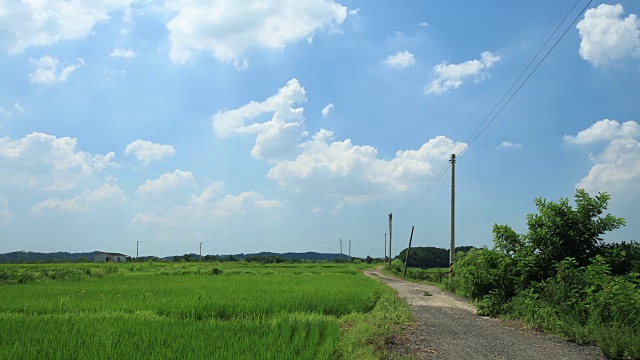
0,262 -> 405,359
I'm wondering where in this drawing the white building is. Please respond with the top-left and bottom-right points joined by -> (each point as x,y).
94,252 -> 128,263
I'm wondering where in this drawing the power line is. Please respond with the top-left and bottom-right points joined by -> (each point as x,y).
458,0 -> 583,154
394,0 -> 592,214
458,0 -> 593,156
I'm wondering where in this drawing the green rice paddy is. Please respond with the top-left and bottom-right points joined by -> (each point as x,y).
0,262 -> 408,359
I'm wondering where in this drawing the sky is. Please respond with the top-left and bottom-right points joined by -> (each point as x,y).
0,0 -> 639,258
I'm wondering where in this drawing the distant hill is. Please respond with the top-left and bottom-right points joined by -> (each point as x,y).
0,251 -> 99,263
0,251 -> 348,263
396,246 -> 476,268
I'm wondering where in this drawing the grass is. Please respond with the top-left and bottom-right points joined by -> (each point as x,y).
0,261 -> 410,359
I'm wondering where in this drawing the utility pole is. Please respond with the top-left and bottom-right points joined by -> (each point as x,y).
449,154 -> 456,277
199,242 -> 203,261
384,233 -> 387,262
136,241 -> 139,260
349,240 -> 351,263
403,226 -> 415,278
340,239 -> 342,262
388,213 -> 393,262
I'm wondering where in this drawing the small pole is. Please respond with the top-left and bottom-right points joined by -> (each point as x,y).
349,240 -> 351,263
384,233 -> 387,262
450,154 -> 456,278
403,226 -> 415,278
136,241 -> 139,260
388,213 -> 393,262
199,242 -> 202,261
340,239 -> 342,262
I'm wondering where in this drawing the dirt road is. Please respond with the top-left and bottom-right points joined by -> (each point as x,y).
365,268 -> 606,360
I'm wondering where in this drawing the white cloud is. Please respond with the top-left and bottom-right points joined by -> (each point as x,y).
321,103 -> 334,117
498,141 -> 523,149
563,119 -> 640,144
165,0 -> 348,65
0,132 -> 117,190
311,206 -> 322,214
384,51 -> 416,68
131,184 -> 283,227
0,199 -> 14,226
124,139 -> 176,165
1,1 -> 132,53
30,56 -> 84,85
419,22 -> 430,27
136,169 -> 195,197
268,130 -> 465,193
425,51 -> 501,95
577,4 -> 640,66
213,79 -> 467,197
14,103 -> 25,113
110,48 -> 137,59
566,119 -> 640,194
213,78 -> 308,161
31,183 -> 126,213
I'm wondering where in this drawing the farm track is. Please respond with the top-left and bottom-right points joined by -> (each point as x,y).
364,268 -> 607,360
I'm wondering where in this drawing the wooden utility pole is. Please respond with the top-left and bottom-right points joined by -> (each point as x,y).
388,213 -> 393,262
349,240 -> 351,263
199,242 -> 203,261
403,226 -> 415,278
384,233 -> 387,262
449,154 -> 456,277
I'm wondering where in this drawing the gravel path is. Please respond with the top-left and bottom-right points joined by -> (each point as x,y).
365,268 -> 606,360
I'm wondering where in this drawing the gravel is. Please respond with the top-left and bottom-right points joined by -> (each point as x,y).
365,268 -> 607,360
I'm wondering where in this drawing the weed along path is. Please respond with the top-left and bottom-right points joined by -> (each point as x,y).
364,268 -> 606,360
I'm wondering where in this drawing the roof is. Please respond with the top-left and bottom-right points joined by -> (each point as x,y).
95,252 -> 128,257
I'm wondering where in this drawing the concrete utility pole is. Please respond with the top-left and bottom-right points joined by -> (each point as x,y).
449,154 -> 456,272
403,226 -> 415,278
136,241 -> 139,259
349,240 -> 351,263
384,233 -> 387,262
388,213 -> 393,262
199,242 -> 203,261
340,239 -> 342,262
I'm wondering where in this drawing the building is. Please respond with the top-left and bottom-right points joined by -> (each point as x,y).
94,252 -> 128,263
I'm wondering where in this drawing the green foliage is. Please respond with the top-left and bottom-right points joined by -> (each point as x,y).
336,286 -> 412,359
451,190 -> 638,358
396,246 -> 475,269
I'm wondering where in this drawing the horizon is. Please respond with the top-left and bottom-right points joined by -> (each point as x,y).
1,1 -> 638,258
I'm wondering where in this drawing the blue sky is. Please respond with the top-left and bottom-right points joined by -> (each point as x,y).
0,0 -> 639,258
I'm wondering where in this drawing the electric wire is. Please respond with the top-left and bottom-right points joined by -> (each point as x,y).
394,0 -> 593,214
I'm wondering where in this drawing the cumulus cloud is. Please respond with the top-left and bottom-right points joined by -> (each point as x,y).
321,103 -> 334,117
565,119 -> 640,194
577,4 -> 640,66
165,0 -> 349,65
384,51 -> 416,68
563,119 -> 640,144
269,131 -> 465,193
31,183 -> 126,213
136,169 -> 195,197
213,78 -> 308,161
131,182 -> 283,227
110,48 -> 137,59
30,56 -> 84,85
0,132 -> 117,190
0,1 -> 132,53
124,139 -> 176,165
212,78 -> 467,199
498,141 -> 523,150
425,51 -> 501,95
